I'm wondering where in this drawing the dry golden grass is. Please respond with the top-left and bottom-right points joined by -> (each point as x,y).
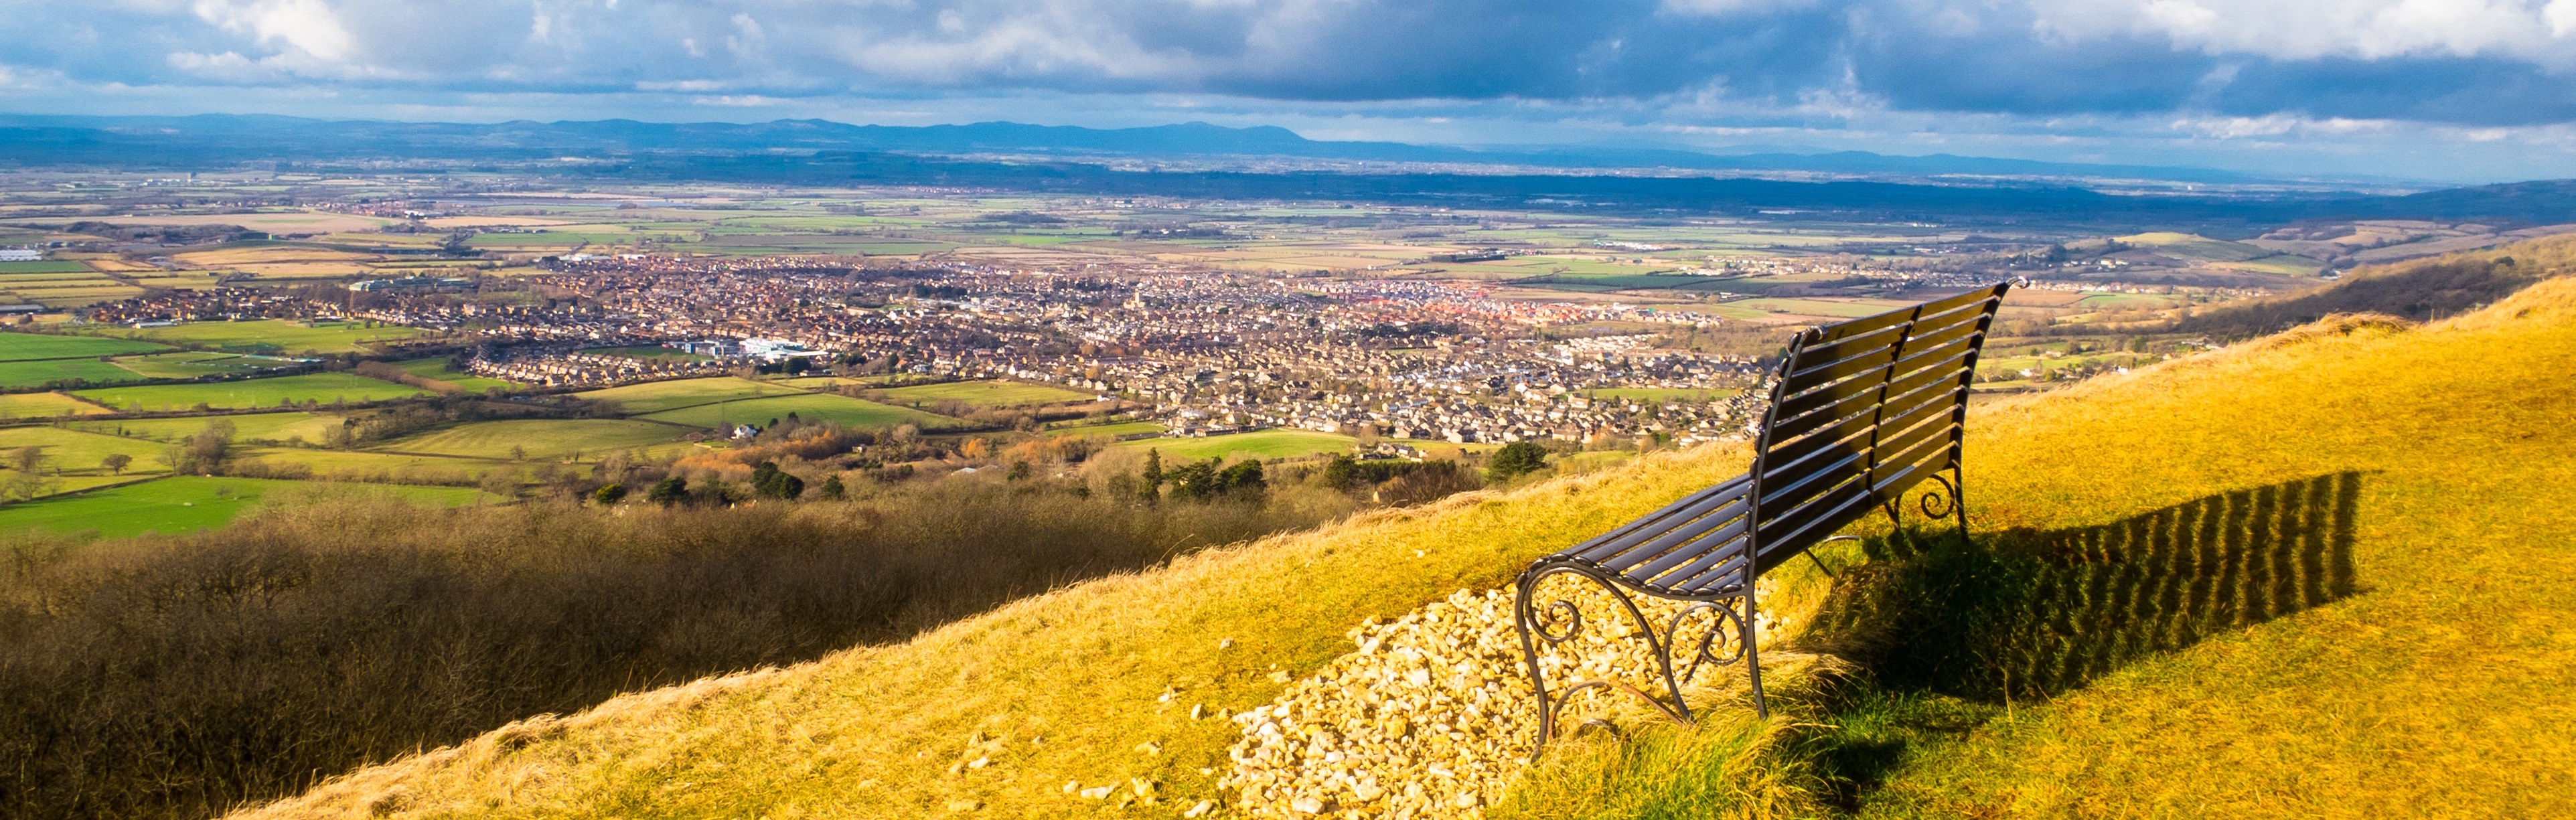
234,279 -> 2576,819
233,448 -> 1752,819
1833,276 -> 2576,817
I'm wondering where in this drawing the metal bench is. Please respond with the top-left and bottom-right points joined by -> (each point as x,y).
1512,280 -> 2016,757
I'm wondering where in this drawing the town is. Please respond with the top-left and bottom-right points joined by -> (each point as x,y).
76,252 -> 1779,450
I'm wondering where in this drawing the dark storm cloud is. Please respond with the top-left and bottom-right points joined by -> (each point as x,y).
5,0 -> 2576,127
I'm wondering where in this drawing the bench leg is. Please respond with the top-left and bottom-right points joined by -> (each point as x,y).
1925,466 -> 1970,544
1514,566 -> 1754,762
1742,582 -> 1768,720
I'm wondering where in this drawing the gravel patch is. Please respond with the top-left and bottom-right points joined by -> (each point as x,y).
1221,582 -> 1778,819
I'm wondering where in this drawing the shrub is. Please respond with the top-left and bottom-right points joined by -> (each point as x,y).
648,475 -> 688,505
750,461 -> 804,499
1487,440 -> 1549,482
0,480 -> 1355,820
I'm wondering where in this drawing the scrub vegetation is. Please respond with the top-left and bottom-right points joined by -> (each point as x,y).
0,433 -> 1494,820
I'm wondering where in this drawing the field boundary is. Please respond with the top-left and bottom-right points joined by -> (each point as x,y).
12,473 -> 173,502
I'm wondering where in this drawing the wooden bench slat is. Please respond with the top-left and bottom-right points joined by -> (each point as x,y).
1564,477 -> 1748,563
1799,303 -> 1920,346
1769,382 -> 1898,446
1773,358 -> 1905,420
1872,432 -> 1960,497
1762,409 -> 1879,477
1884,357 -> 1974,412
1753,480 -> 1880,571
1795,286 -> 1995,348
1656,550 -> 1751,594
1757,442 -> 1870,512
1777,300 -> 1983,397
1872,398 -> 1964,467
1890,317 -> 1987,365
1586,501 -> 1750,575
1789,323 -> 1910,372
1618,513 -> 1754,581
1872,388 -> 1963,447
1781,343 -> 1903,395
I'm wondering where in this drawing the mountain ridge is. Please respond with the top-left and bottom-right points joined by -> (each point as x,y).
0,114 -> 2281,185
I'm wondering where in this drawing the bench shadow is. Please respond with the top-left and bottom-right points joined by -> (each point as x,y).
1815,471 -> 2364,700
1801,471 -> 2365,804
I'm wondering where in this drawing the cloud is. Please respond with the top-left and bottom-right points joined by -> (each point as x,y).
1,0 -> 2568,125
5,0 -> 2576,181
2031,0 -> 2576,64
190,0 -> 354,62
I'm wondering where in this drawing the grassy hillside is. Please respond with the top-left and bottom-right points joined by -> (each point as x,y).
236,280 -> 2576,818
372,419 -> 689,461
571,377 -> 804,414
0,477 -> 486,538
74,373 -> 431,411
2174,234 -> 2571,338
1811,282 -> 2576,817
639,392 -> 952,430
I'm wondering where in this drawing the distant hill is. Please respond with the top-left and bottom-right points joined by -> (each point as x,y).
0,114 -> 2268,183
2173,234 -> 2574,337
6,115 -> 2576,230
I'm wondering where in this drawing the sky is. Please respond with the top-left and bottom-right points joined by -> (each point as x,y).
7,0 -> 2576,183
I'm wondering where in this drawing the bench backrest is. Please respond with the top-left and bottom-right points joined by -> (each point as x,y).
1745,282 -> 2012,574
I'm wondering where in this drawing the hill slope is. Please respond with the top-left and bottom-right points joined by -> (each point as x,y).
237,280 -> 2576,818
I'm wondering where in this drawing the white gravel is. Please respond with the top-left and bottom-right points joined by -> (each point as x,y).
1220,582 -> 1776,819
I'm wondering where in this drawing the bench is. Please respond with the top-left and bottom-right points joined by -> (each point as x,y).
1512,280 -> 2016,757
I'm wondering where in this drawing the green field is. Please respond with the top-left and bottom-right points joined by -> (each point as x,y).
2115,231 -> 2274,262
2219,256 -> 2330,276
775,376 -> 867,389
0,476 -> 487,539
572,377 -> 805,414
2073,293 -> 2182,310
390,357 -> 520,393
1697,302 -> 1786,320
23,287 -> 143,307
231,447 -> 515,482
106,351 -> 285,379
641,394 -> 954,430
0,331 -> 171,361
1045,420 -> 1166,438
0,392 -> 107,418
93,319 -> 422,353
70,411 -> 342,444
877,380 -> 1098,408
1107,429 -> 1358,461
0,357 -> 150,389
74,374 -> 431,411
0,261 -> 90,274
0,426 -> 177,475
374,420 -> 690,461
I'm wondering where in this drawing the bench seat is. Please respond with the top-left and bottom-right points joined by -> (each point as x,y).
1513,280 -> 2016,760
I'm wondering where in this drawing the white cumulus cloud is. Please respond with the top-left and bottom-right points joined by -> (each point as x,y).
190,0 -> 355,62
2030,0 -> 2576,63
